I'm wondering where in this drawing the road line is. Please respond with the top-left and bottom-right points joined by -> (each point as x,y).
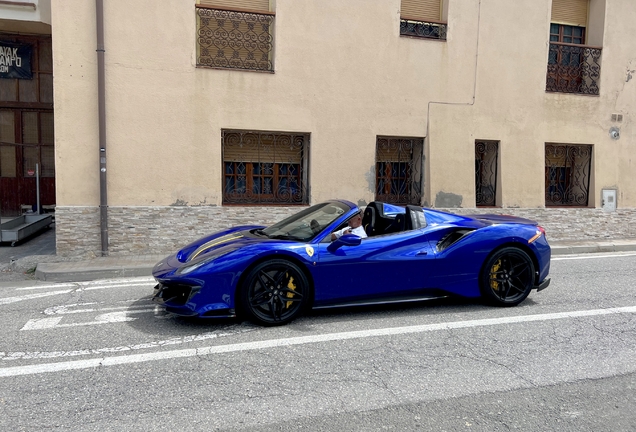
2,328 -> 256,361
553,252 -> 636,261
0,290 -> 74,305
2,305 -> 636,378
15,277 -> 155,291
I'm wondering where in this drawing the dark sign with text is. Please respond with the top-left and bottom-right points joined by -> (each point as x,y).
0,42 -> 33,79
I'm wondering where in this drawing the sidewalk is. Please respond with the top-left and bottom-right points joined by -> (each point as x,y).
27,238 -> 636,282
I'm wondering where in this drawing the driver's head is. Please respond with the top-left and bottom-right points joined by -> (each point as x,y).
348,209 -> 364,228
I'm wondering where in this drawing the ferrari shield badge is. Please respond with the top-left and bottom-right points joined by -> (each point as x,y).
305,245 -> 314,257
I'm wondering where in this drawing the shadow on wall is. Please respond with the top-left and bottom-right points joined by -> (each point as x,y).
435,192 -> 463,208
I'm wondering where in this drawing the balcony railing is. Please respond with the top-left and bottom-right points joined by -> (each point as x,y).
400,17 -> 447,41
546,42 -> 602,95
196,6 -> 274,72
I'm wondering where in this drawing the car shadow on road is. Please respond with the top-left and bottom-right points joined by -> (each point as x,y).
124,294 -> 541,336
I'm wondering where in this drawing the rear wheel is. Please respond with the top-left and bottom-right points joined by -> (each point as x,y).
240,259 -> 311,326
480,247 -> 535,306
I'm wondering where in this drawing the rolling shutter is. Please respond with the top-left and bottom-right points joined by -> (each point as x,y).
198,0 -> 269,12
551,0 -> 588,26
401,0 -> 442,21
223,133 -> 304,163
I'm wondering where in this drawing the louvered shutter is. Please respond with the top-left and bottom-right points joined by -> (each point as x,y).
551,0 -> 588,26
199,0 -> 269,12
401,0 -> 442,21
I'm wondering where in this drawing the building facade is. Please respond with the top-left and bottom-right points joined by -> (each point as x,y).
2,0 -> 636,256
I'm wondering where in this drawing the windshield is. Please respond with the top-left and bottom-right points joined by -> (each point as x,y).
261,202 -> 350,242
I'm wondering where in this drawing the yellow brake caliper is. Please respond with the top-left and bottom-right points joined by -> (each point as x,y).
490,260 -> 501,291
286,273 -> 296,308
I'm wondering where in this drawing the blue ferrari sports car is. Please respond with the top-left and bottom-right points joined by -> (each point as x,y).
152,200 -> 551,326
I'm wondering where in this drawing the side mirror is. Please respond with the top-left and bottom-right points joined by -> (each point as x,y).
327,234 -> 362,252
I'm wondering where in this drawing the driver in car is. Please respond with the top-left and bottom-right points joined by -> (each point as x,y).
330,209 -> 367,241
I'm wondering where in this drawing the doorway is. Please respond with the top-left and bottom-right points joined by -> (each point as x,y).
0,33 -> 54,217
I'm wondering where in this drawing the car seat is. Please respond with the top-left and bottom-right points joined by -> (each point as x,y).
384,213 -> 405,234
365,201 -> 392,233
362,206 -> 377,237
405,205 -> 427,230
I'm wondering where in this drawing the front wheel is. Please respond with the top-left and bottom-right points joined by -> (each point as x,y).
240,259 -> 311,326
480,247 -> 535,306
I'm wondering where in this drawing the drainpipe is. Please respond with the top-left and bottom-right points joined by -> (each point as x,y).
96,0 -> 108,255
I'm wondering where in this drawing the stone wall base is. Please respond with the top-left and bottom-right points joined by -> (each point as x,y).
55,205 -> 636,256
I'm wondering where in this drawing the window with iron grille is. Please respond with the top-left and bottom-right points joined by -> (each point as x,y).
475,140 -> 499,207
375,136 -> 423,205
545,143 -> 592,206
196,1 -> 274,72
222,130 -> 309,205
400,0 -> 447,40
546,0 -> 602,95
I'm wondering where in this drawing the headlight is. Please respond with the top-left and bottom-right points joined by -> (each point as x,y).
176,247 -> 239,275
177,258 -> 213,275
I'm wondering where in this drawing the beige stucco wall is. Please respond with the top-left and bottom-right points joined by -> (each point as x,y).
52,0 -> 636,211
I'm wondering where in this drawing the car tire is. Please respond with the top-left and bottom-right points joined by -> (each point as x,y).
479,247 -> 535,306
240,259 -> 311,326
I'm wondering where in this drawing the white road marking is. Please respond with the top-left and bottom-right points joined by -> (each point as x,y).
20,308 -> 159,330
20,317 -> 63,330
2,327 -> 256,361
15,277 -> 155,291
2,305 -> 635,378
0,290 -> 74,305
15,283 -> 76,291
2,279 -> 155,306
552,252 -> 636,261
43,303 -> 155,316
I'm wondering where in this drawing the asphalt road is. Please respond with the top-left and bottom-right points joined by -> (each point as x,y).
1,252 -> 635,431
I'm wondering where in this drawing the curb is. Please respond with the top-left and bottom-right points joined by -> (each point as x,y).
34,264 -> 155,282
551,242 -> 636,255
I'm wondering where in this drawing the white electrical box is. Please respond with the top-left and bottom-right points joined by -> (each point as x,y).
602,189 -> 617,212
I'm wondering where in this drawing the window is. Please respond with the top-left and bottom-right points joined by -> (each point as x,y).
222,130 -> 309,204
21,111 -> 54,177
375,136 -> 423,205
475,140 -> 499,207
400,0 -> 447,40
546,0 -> 601,95
545,143 -> 592,206
196,0 -> 274,72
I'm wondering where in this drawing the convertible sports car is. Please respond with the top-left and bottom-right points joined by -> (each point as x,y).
152,200 -> 551,326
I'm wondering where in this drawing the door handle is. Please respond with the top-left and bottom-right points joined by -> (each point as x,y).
416,250 -> 428,255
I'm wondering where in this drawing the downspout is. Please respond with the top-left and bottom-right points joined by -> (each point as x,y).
424,0 -> 481,207
96,0 -> 108,255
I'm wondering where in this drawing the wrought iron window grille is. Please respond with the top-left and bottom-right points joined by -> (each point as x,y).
400,17 -> 447,41
222,130 -> 309,205
545,144 -> 592,207
546,42 -> 602,95
196,6 -> 274,72
375,137 -> 424,206
475,140 -> 499,207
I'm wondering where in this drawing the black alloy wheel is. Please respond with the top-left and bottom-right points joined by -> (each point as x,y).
480,247 -> 535,306
240,259 -> 311,326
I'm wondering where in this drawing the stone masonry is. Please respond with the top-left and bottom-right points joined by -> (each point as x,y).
55,205 -> 636,257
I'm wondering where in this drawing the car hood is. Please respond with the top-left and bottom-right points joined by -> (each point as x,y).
176,226 -> 271,263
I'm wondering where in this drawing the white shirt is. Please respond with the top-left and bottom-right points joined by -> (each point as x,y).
332,225 -> 367,239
